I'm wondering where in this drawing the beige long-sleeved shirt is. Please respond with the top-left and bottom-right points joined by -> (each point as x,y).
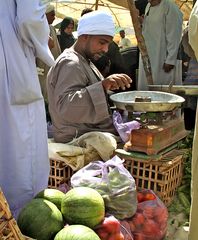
47,48 -> 116,143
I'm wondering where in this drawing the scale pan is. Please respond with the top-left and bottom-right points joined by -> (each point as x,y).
110,91 -> 185,112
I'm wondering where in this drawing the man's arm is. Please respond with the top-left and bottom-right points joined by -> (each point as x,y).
16,0 -> 54,66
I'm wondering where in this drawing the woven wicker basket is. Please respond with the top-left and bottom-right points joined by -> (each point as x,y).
48,158 -> 75,189
116,149 -> 185,206
0,189 -> 33,240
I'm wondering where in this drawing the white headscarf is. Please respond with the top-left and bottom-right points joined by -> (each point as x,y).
77,10 -> 115,37
45,4 -> 55,14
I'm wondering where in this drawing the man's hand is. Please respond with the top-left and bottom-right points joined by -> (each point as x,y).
163,63 -> 174,73
102,73 -> 132,91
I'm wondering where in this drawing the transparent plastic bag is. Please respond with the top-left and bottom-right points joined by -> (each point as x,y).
127,189 -> 168,240
112,111 -> 140,142
71,156 -> 137,219
120,220 -> 134,240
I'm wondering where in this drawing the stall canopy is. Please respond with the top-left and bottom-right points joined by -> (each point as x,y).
52,0 -> 193,27
52,0 -> 132,29
108,0 -> 193,21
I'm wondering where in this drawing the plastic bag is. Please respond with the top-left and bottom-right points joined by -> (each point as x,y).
112,111 -> 140,142
94,215 -> 125,240
127,189 -> 168,240
120,220 -> 134,240
71,155 -> 137,219
94,215 -> 134,240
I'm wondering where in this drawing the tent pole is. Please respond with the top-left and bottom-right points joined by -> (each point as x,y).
95,0 -> 99,10
127,0 -> 153,85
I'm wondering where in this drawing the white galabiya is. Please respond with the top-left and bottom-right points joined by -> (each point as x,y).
138,0 -> 183,90
188,1 -> 198,239
0,0 -> 54,218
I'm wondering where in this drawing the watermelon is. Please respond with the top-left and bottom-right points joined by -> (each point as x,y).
35,188 -> 65,210
54,225 -> 100,240
17,198 -> 64,240
61,187 -> 105,228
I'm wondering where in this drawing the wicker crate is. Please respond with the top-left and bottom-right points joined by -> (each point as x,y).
0,191 -> 12,220
0,189 -> 33,240
48,158 -> 75,189
0,218 -> 26,240
115,149 -> 185,206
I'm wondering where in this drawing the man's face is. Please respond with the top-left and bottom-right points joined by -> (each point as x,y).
84,35 -> 113,62
46,10 -> 55,25
119,31 -> 125,38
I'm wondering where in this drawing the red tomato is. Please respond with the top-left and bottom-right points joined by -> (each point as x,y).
142,219 -> 161,236
144,193 -> 156,201
101,216 -> 121,233
128,220 -> 136,232
143,205 -> 154,219
96,228 -> 109,240
133,212 -> 146,228
114,232 -> 125,240
153,207 -> 168,224
134,233 -> 145,240
137,192 -> 145,203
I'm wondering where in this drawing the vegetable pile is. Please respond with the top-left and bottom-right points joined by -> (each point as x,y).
17,186 -> 168,240
126,189 -> 168,240
17,187 -> 128,240
169,131 -> 193,218
17,156 -> 171,240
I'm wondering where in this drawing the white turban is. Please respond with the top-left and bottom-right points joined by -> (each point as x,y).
77,10 -> 115,37
45,4 -> 55,14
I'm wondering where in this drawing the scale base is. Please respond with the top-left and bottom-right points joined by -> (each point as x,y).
124,118 -> 188,155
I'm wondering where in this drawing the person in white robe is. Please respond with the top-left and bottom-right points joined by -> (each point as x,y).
138,0 -> 183,90
188,1 -> 198,239
0,0 -> 54,218
37,4 -> 61,102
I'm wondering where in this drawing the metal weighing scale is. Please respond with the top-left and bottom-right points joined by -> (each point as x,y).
110,91 -> 188,155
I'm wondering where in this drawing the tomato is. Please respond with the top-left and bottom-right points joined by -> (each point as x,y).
142,219 -> 160,236
137,190 -> 156,203
114,232 -> 125,240
144,193 -> 156,201
134,232 -> 145,240
133,212 -> 145,228
96,228 -> 109,240
143,205 -> 154,219
137,192 -> 145,203
128,220 -> 136,232
100,215 -> 121,233
153,207 -> 168,224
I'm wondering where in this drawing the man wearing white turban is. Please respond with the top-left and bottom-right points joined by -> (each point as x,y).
47,10 -> 132,143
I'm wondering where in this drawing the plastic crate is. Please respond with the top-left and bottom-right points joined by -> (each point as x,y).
48,158 -> 75,189
115,149 -> 185,206
0,189 -> 32,240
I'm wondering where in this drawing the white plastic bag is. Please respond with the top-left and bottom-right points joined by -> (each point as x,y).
71,155 -> 137,219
